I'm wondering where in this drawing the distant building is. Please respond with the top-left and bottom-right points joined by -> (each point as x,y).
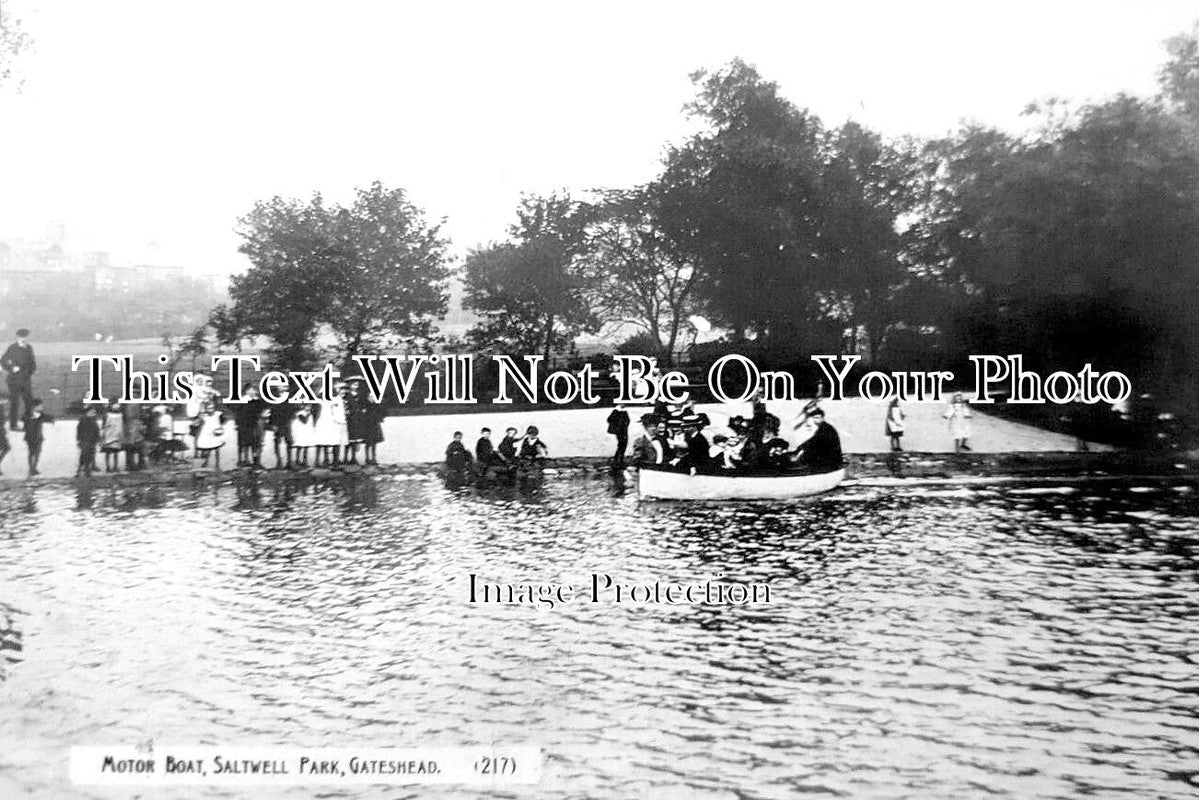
0,223 -> 197,298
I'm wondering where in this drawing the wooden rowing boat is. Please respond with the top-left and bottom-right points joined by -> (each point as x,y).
638,466 -> 846,501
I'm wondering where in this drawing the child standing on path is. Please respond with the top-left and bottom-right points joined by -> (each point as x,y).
76,407 -> 101,476
944,393 -> 973,452
23,399 -> 53,476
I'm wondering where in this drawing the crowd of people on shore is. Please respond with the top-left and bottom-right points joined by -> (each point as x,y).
0,373 -> 388,478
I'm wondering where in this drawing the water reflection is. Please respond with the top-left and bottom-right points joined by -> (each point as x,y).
0,477 -> 1196,798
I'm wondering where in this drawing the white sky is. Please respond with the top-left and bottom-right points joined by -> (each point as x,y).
0,0 -> 1196,275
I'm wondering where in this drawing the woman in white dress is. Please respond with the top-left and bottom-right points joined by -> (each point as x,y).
943,392 -> 973,452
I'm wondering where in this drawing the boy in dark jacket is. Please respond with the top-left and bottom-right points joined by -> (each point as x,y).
23,398 -> 53,476
76,406 -> 101,476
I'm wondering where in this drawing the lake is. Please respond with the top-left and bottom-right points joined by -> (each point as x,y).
1,474 -> 1197,798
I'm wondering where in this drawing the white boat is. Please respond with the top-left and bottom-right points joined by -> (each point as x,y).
637,466 -> 847,501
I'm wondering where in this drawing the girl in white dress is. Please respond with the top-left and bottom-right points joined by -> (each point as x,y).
944,393 -> 973,452
312,386 -> 347,466
290,405 -> 314,467
194,403 -> 226,470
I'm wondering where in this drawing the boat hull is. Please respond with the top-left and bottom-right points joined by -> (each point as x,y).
638,467 -> 847,501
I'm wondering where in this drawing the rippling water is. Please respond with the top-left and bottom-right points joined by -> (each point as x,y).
1,474 -> 1197,799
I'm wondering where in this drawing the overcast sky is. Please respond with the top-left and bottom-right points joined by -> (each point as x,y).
0,0 -> 1196,275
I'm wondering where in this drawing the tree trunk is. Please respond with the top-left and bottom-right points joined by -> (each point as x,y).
542,313 -> 555,361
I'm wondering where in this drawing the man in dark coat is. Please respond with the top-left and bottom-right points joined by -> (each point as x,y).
676,415 -> 711,474
793,408 -> 843,471
2,328 -> 36,431
606,403 -> 630,466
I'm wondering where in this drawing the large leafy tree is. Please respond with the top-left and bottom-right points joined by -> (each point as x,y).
818,122 -> 915,358
219,183 -> 451,368
463,193 -> 598,358
914,98 -> 1199,395
326,182 -> 452,358
579,186 -> 699,361
655,59 -> 826,341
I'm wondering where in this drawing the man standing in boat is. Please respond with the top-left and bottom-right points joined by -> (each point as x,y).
677,414 -> 712,475
791,408 -> 843,472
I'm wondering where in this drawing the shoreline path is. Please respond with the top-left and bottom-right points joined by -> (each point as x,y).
2,398 -> 1101,481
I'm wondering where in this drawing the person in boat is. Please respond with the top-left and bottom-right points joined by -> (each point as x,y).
445,431 -> 473,471
519,425 -> 548,465
497,427 -> 520,463
668,415 -> 710,475
606,403 -> 630,467
790,408 -> 843,472
476,427 -> 503,468
758,417 -> 792,470
631,413 -> 662,467
747,389 -> 769,440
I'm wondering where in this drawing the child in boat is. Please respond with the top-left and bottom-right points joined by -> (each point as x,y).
519,426 -> 547,465
497,427 -> 520,464
711,433 -> 745,471
100,401 -> 124,472
445,431 -> 473,471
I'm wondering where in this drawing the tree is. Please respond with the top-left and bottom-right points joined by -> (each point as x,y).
1160,22 -> 1199,120
463,194 -> 598,358
818,122 -> 915,358
225,194 -> 342,368
912,97 -> 1199,397
579,186 -> 698,362
325,182 -> 451,358
655,59 -> 826,341
224,183 -> 451,368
